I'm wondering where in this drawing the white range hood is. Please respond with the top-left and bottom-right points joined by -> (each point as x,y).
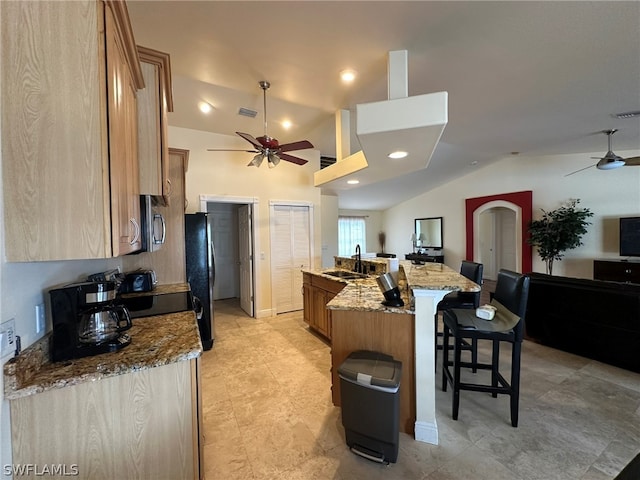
314,50 -> 448,190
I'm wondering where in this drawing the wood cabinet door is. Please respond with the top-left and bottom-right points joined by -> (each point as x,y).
137,47 -> 172,198
11,361 -> 198,479
0,0 -> 111,261
312,287 -> 328,336
105,3 -> 141,256
303,282 -> 312,325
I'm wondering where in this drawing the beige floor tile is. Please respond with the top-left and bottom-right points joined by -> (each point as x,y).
200,298 -> 640,480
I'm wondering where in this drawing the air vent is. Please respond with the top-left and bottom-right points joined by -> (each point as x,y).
320,156 -> 336,169
238,107 -> 258,118
612,111 -> 640,119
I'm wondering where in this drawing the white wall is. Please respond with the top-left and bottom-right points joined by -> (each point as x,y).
384,149 -> 640,278
168,126 -> 322,317
321,195 -> 339,268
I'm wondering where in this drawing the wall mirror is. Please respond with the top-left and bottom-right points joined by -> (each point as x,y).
415,217 -> 443,249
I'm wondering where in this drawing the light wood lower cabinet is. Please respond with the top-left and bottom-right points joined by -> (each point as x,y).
302,273 -> 345,341
10,359 -> 203,480
331,309 -> 416,435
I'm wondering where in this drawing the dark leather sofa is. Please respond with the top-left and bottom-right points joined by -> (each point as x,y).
525,272 -> 640,373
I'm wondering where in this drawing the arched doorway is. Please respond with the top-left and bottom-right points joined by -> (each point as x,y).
477,204 -> 519,280
465,191 -> 533,274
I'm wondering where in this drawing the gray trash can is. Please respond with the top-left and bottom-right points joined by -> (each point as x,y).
338,350 -> 402,464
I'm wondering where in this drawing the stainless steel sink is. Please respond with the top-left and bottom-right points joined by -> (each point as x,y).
323,270 -> 368,280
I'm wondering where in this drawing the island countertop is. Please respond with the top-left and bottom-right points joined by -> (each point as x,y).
400,260 -> 482,292
4,304 -> 202,401
305,261 -> 480,315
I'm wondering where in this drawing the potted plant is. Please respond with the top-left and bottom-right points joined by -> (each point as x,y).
527,199 -> 593,275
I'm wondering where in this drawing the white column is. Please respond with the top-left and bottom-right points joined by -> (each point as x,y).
413,288 -> 450,444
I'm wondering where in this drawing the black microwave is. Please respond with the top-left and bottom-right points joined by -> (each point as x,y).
137,195 -> 166,253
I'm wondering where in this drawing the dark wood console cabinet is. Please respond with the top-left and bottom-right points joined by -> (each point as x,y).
593,259 -> 640,284
404,253 -> 444,264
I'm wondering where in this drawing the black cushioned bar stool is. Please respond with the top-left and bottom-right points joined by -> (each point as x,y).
435,261 -> 483,369
441,269 -> 530,427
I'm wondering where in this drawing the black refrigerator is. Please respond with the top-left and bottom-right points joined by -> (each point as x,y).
185,213 -> 215,350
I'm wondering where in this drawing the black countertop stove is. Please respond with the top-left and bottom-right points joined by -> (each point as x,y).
119,291 -> 195,319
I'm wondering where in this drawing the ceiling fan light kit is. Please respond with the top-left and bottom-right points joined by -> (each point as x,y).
566,128 -> 640,176
208,80 -> 314,168
596,158 -> 625,170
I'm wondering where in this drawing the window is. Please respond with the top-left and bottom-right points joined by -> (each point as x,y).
338,216 -> 366,256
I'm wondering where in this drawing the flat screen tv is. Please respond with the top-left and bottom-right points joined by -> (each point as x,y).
620,217 -> 640,257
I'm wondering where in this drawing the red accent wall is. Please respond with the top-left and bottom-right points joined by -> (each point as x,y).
465,191 -> 533,273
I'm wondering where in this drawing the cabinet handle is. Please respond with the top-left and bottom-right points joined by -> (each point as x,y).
129,217 -> 140,245
166,178 -> 172,196
153,213 -> 166,245
625,269 -> 632,274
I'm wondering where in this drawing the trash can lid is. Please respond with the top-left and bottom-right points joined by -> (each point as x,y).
338,350 -> 402,389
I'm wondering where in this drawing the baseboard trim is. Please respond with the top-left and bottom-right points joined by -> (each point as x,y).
414,420 -> 439,445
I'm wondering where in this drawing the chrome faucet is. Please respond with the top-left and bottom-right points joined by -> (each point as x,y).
354,244 -> 363,273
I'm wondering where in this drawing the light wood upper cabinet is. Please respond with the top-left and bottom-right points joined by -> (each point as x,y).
0,0 -> 144,261
137,46 -> 174,200
106,2 -> 144,256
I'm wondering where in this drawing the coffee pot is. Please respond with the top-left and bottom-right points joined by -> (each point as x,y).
78,304 -> 131,345
50,281 -> 132,362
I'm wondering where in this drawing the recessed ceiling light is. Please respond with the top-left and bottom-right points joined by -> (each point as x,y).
388,151 -> 408,159
347,179 -> 359,185
281,120 -> 292,130
340,69 -> 357,83
199,101 -> 213,114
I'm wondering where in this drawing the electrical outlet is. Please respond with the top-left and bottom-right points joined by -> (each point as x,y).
0,318 -> 16,356
36,303 -> 46,334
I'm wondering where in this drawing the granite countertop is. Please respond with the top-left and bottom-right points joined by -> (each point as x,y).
303,267 -> 413,315
304,262 -> 481,315
400,260 -> 482,292
4,284 -> 202,401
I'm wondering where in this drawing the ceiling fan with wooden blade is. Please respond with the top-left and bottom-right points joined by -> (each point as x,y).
566,129 -> 640,177
207,81 -> 314,168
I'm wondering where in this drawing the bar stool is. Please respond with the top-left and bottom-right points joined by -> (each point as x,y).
441,269 -> 530,427
435,261 -> 483,369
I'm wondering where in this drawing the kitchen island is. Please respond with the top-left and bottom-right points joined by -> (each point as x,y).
325,261 -> 480,445
4,291 -> 203,479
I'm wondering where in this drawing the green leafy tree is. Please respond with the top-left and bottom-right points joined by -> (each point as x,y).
527,199 -> 593,275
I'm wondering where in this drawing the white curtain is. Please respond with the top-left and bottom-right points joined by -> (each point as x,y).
338,216 -> 366,256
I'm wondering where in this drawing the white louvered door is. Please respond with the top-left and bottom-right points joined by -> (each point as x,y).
270,204 -> 312,314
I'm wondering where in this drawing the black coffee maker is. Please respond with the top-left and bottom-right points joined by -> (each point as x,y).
49,281 -> 132,362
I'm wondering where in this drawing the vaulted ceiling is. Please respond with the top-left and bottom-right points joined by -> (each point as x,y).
127,1 -> 640,210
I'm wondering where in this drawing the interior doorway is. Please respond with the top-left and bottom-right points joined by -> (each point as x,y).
200,195 -> 257,318
478,206 -> 518,280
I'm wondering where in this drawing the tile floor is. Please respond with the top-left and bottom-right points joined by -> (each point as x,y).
200,298 -> 640,480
